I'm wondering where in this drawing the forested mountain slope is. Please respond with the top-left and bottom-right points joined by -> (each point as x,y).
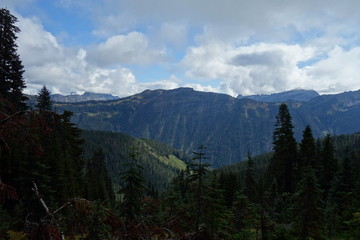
54,87 -> 360,167
81,130 -> 189,191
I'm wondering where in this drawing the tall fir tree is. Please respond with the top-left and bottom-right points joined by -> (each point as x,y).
244,152 -> 257,202
118,147 -> 145,223
319,134 -> 338,197
0,8 -> 27,110
188,145 -> 210,231
202,172 -> 229,239
35,85 -> 52,112
298,125 -> 318,176
85,149 -> 115,206
294,167 -> 324,240
267,103 -> 297,193
326,148 -> 355,236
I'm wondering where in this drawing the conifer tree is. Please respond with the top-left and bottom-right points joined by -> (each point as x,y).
326,149 -> 355,235
118,147 -> 145,223
188,145 -> 210,231
294,167 -> 324,240
202,172 -> 228,238
267,103 -> 297,193
0,8 -> 27,110
85,149 -> 115,206
232,191 -> 257,239
218,171 -> 240,207
299,125 -> 317,172
244,152 -> 257,202
35,85 -> 52,112
319,134 -> 338,197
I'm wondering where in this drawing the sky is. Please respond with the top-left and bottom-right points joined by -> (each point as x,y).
2,0 -> 360,97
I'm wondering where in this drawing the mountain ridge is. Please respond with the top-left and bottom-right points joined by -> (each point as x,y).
51,92 -> 119,102
237,89 -> 320,102
54,88 -> 360,167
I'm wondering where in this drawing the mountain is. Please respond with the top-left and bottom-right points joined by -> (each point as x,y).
82,130 -> 189,191
237,89 -> 320,102
54,87 -> 360,167
51,92 -> 119,102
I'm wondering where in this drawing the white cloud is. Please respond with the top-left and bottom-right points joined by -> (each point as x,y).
17,16 -> 64,66
183,83 -> 219,93
136,75 -> 180,91
304,46 -> 360,93
87,32 -> 165,66
8,0 -> 360,97
181,42 -> 316,96
17,16 -> 137,97
84,0 -> 360,46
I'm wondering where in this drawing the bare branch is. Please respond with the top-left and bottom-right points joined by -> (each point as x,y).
0,111 -> 26,125
31,181 -> 50,215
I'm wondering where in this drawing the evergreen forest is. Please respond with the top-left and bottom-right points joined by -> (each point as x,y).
1,8 -> 360,240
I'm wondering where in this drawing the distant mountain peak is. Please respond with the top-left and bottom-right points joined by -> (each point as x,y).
237,89 -> 320,102
51,92 -> 119,103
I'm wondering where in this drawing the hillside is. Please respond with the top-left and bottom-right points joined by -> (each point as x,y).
81,130 -> 189,191
54,88 -> 360,167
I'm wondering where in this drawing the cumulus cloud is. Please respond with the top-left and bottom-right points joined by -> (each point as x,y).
181,43 -> 316,96
304,46 -> 360,93
83,0 -> 360,46
17,16 -> 137,97
17,16 -> 64,66
8,0 -> 360,97
87,32 -> 165,66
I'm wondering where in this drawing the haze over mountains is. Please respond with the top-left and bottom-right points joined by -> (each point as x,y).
52,87 -> 360,167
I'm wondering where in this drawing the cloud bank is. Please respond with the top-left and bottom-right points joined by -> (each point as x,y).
5,0 -> 360,97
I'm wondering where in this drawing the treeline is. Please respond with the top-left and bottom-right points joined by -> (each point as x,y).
82,130 -> 189,192
0,9 -> 116,239
137,104 -> 359,240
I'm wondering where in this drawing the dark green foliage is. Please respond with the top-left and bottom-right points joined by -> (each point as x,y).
299,125 -> 317,173
218,171 -> 241,207
244,152 -> 257,202
85,149 -> 115,206
188,145 -> 210,231
319,134 -> 338,197
0,8 -> 27,110
231,192 -> 257,239
202,172 -> 229,239
81,130 -> 188,192
267,103 -> 298,193
325,148 -> 356,237
36,85 -> 52,112
118,147 -> 145,222
294,167 -> 324,240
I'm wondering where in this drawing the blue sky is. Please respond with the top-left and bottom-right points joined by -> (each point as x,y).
2,0 -> 360,97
